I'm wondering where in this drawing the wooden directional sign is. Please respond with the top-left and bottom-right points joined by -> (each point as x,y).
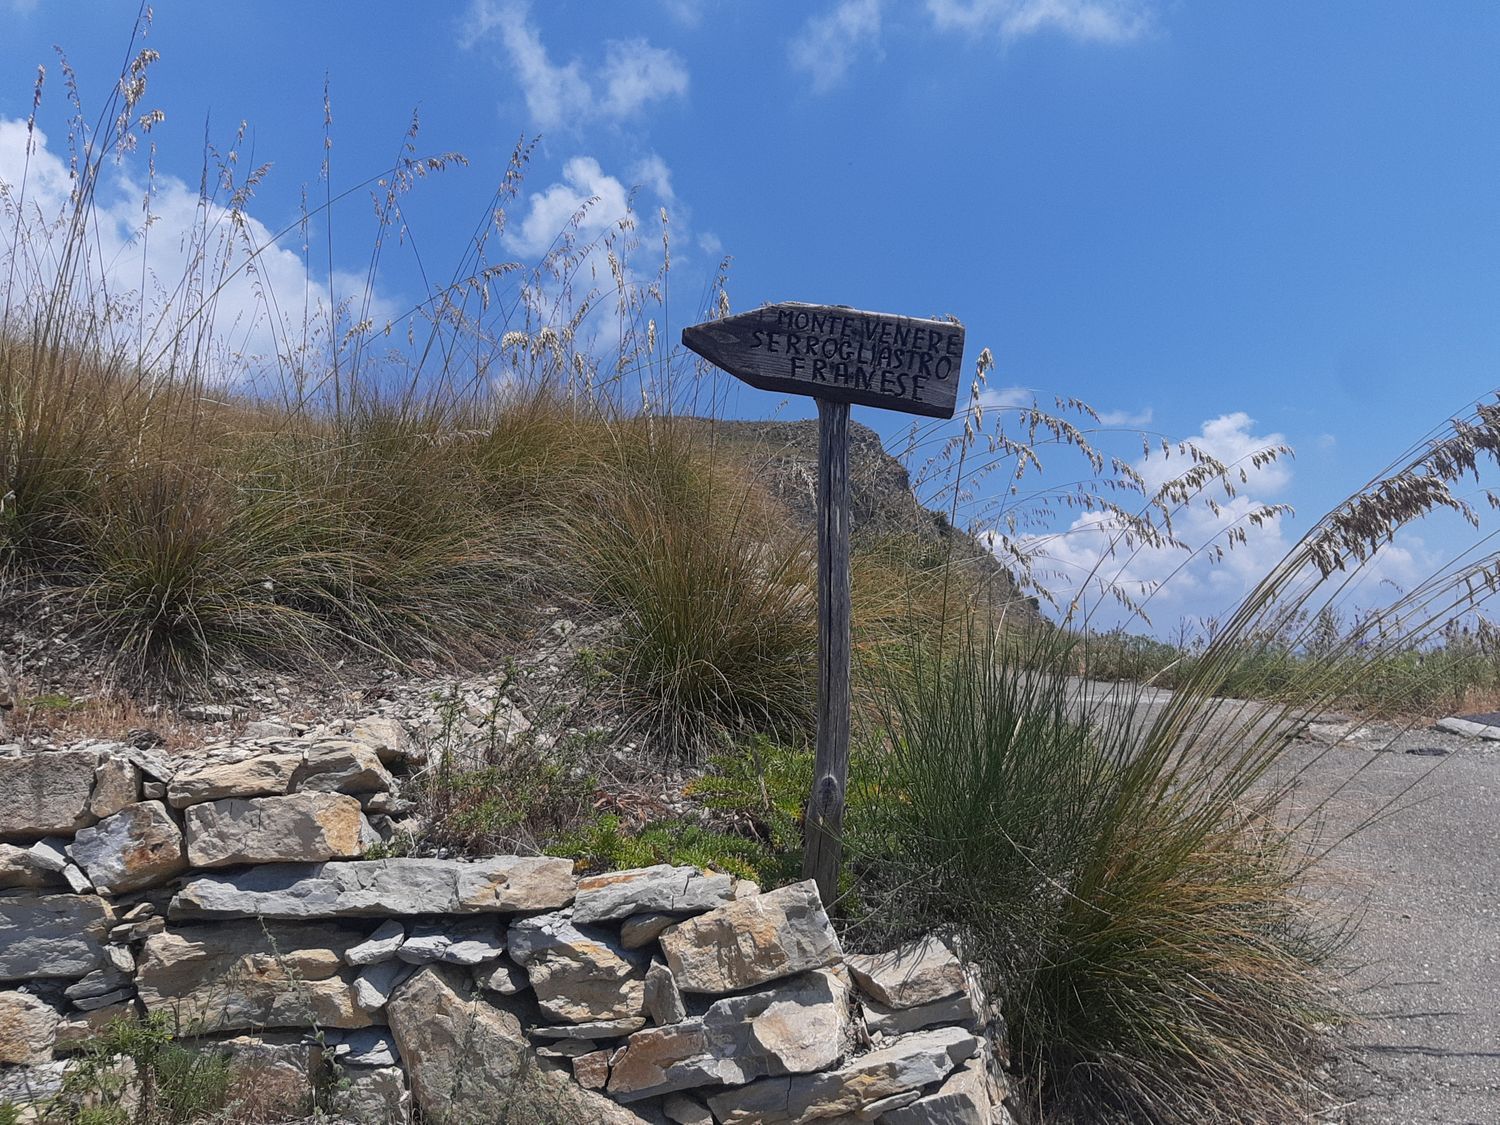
683,301 -> 968,911
682,302 -> 965,420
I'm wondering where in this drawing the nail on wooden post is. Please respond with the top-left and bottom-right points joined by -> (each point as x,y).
803,397 -> 851,907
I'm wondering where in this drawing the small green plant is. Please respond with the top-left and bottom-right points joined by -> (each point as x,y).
689,735 -> 814,860
24,693 -> 74,712
556,814 -> 775,884
56,1011 -> 230,1125
424,759 -> 596,855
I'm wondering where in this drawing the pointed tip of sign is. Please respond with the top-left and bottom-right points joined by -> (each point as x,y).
681,323 -> 716,363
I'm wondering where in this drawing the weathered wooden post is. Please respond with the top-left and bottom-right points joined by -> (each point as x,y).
682,303 -> 965,906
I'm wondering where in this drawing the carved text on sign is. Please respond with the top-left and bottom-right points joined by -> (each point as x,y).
682,303 -> 965,420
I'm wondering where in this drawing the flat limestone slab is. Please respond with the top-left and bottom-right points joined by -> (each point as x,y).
572,864 -> 735,926
170,856 -> 577,920
1436,716 -> 1500,741
0,893 -> 114,981
660,880 -> 842,995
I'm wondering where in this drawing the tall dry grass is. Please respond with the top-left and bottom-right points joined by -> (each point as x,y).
13,22 -> 1500,1125
844,364 -> 1500,1121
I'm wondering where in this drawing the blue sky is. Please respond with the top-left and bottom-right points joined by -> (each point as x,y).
3,1 -> 1498,632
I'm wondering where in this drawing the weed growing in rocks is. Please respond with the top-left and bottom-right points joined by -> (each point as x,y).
51,1013 -> 231,1124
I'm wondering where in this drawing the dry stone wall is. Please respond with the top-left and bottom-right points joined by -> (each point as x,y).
0,724 -> 1012,1124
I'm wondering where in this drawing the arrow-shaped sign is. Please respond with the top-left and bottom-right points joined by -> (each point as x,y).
682,302 -> 965,420
681,299 -> 968,909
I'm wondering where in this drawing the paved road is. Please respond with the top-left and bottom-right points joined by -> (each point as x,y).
1279,726 -> 1500,1124
1067,682 -> 1500,1121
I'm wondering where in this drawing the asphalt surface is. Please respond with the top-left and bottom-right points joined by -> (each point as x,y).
1280,723 -> 1500,1124
1065,682 -> 1500,1122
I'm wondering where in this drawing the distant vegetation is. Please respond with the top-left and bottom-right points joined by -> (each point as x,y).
9,23 -> 1500,1124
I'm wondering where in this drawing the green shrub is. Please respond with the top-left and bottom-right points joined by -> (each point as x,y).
848,631 -> 1343,1123
571,432 -> 817,755
556,814 -> 775,884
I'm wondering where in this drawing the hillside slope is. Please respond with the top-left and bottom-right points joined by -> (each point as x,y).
709,418 -> 1042,627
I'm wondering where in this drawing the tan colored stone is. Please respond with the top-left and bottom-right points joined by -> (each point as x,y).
880,1057 -> 993,1124
660,880 -> 842,995
0,842 -> 58,890
136,920 -> 372,1033
171,855 -> 576,920
607,969 -> 850,1102
168,753 -> 301,808
619,911 -> 678,950
0,750 -> 118,839
70,801 -> 187,893
385,965 -> 649,1124
644,957 -> 686,1025
706,1026 -> 981,1124
346,717 -> 408,764
661,1092 -> 714,1124
184,792 -> 368,867
528,1017 -> 645,1040
330,1064 -> 410,1124
573,1048 -> 611,1089
861,968 -> 985,1037
292,742 -> 394,795
87,755 -> 141,819
0,990 -> 59,1065
846,935 -> 968,1010
572,864 -> 735,926
507,911 -> 648,1024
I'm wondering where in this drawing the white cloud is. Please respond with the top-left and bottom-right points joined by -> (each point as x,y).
628,154 -> 675,204
1097,405 -> 1152,427
504,155 -> 634,259
978,384 -> 1034,410
600,40 -> 690,119
1129,412 -> 1290,496
0,118 -> 397,382
1,0 -> 38,13
994,412 -> 1297,628
463,1 -> 688,131
502,153 -> 682,297
789,0 -> 885,94
658,0 -> 714,25
926,0 -> 1153,43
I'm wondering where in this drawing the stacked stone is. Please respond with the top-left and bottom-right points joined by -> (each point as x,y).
0,723 -> 412,1119
0,726 -> 1012,1124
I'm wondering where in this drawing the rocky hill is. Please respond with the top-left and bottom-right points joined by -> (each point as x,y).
708,419 -> 1042,625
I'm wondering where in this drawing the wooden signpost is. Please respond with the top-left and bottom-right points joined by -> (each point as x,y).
682,302 -> 966,906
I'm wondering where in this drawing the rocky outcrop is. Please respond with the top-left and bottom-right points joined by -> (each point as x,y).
710,418 -> 1042,624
